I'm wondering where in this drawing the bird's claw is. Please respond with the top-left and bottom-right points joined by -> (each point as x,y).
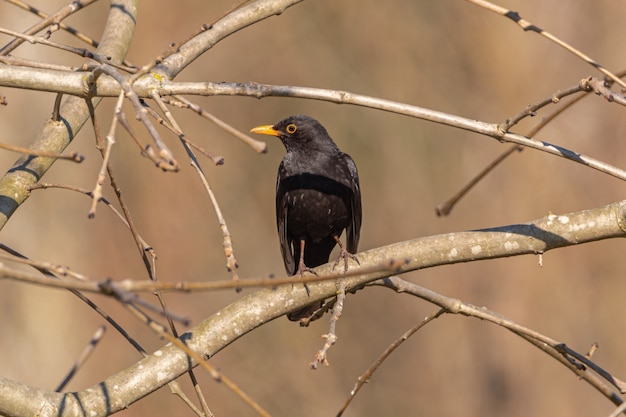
295,264 -> 318,296
333,249 -> 360,272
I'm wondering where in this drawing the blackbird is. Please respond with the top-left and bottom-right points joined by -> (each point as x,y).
251,115 -> 362,321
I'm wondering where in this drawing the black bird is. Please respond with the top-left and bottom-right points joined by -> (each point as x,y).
251,115 -> 362,321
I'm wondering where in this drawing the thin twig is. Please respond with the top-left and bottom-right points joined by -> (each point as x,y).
121,295 -> 272,417
0,55 -> 77,72
0,251 -> 88,281
498,84 -> 584,133
0,27 -> 131,73
166,96 -> 267,153
4,70 -> 625,181
85,92 -> 159,279
168,381 -> 207,417
0,141 -> 84,162
465,0 -> 626,90
437,68 -> 626,216
581,76 -> 626,105
0,0 -> 100,56
607,401 -> 626,417
0,259 -> 395,293
0,244 -> 147,355
55,325 -> 106,392
141,99 -> 224,164
378,277 -> 626,397
436,144 -> 522,216
0,256 -> 403,298
85,64 -> 179,171
88,91 -> 123,218
124,92 -> 215,414
27,182 -> 153,256
148,91 -> 240,287
336,308 -> 445,417
4,0 -> 99,47
311,281 -> 347,369
178,82 -> 626,182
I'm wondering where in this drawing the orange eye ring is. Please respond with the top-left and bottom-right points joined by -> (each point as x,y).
286,123 -> 297,134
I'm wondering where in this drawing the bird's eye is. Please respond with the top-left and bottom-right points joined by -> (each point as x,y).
286,123 -> 297,134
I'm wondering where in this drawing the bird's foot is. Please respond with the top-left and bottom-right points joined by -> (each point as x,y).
287,262 -> 322,322
332,248 -> 360,272
295,262 -> 318,296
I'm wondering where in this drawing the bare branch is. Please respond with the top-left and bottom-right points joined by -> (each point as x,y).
378,277 -> 626,403
311,281 -> 347,369
0,140 -> 84,162
0,0 -> 137,231
55,325 -> 106,392
1,198 -> 626,416
0,0 -> 100,55
167,96 -> 267,153
337,308 -> 445,417
0,27 -> 131,72
2,200 -> 625,296
148,91 -> 240,285
465,0 -> 626,90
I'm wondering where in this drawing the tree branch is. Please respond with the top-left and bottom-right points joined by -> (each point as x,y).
0,0 -> 137,231
0,198 -> 625,416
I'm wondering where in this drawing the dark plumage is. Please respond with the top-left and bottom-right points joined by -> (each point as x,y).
251,115 -> 362,321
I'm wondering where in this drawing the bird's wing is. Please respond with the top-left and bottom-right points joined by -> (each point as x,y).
344,153 -> 362,254
276,167 -> 296,275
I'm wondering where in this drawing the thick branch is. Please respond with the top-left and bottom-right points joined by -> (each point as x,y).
154,0 -> 304,78
3,200 -> 626,296
0,200 -> 625,417
0,0 -> 137,230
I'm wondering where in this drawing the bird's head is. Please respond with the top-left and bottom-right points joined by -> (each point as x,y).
250,115 -> 338,153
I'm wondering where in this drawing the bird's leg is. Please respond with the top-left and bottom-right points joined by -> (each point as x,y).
332,235 -> 360,272
295,239 -> 318,296
287,240 -> 325,322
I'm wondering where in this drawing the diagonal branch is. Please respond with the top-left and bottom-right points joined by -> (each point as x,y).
0,199 -> 625,416
3,198 -> 626,296
0,0 -> 303,233
0,0 -> 137,231
465,0 -> 626,90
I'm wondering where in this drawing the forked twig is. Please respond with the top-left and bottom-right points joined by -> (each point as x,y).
84,64 -> 179,171
141,99 -> 224,165
437,69 -> 626,216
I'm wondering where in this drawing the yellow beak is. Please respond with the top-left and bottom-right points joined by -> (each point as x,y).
250,125 -> 281,137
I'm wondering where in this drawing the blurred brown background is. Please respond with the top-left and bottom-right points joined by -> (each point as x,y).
1,1 -> 626,416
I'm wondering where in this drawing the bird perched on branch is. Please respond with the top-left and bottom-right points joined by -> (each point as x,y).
251,115 -> 362,321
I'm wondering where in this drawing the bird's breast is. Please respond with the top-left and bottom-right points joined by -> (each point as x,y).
284,188 -> 350,241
